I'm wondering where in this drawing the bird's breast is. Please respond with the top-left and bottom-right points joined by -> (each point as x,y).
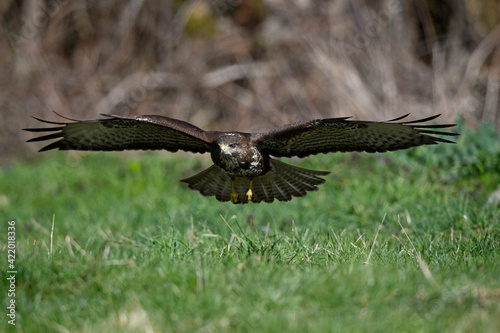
211,144 -> 266,178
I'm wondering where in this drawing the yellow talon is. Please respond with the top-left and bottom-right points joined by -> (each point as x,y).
245,189 -> 253,202
230,181 -> 239,204
230,191 -> 239,204
246,180 -> 253,202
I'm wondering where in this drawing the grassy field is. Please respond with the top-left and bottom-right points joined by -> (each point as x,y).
1,122 -> 499,332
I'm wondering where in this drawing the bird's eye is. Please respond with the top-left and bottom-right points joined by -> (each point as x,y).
228,143 -> 236,149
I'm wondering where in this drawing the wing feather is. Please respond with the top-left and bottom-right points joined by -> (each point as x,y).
24,112 -> 221,153
254,114 -> 458,158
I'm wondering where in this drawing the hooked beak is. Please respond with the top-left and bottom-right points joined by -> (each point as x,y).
220,144 -> 228,154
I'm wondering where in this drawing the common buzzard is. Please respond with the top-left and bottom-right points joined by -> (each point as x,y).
25,113 -> 457,204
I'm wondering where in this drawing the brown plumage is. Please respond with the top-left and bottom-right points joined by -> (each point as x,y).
24,113 -> 458,204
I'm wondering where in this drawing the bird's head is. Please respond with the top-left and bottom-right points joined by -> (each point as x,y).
216,134 -> 243,156
220,142 -> 237,155
211,134 -> 251,171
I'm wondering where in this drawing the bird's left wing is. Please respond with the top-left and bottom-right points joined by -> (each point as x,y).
254,114 -> 458,158
24,113 -> 221,153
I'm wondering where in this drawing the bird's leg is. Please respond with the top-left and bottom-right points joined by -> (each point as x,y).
245,180 -> 253,203
230,180 -> 239,204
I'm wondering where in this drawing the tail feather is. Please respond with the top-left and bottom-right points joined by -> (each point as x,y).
180,165 -> 232,202
180,159 -> 329,204
269,175 -> 293,201
251,160 -> 329,202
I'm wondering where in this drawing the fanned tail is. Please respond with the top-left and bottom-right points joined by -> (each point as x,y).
180,159 -> 329,204
180,165 -> 233,202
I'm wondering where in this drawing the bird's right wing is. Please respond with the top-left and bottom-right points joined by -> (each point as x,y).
24,112 -> 222,153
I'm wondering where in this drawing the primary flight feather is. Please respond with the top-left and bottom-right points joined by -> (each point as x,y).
25,113 -> 458,204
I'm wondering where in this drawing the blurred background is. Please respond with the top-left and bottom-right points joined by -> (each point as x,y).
1,0 -> 499,162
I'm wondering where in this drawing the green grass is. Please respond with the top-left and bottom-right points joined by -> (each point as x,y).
1,123 -> 499,332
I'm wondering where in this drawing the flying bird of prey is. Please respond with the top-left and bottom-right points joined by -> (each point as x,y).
25,113 -> 458,204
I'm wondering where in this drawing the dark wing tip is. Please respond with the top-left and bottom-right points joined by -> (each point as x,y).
406,114 -> 459,143
38,141 -> 64,152
387,113 -> 411,122
399,113 -> 441,124
23,126 -> 65,133
26,132 -> 64,142
24,112 -> 76,151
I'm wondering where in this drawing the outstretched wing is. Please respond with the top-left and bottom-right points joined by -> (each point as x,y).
254,114 -> 458,158
24,112 -> 222,153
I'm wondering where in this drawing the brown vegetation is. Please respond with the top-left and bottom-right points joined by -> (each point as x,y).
1,0 -> 499,162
